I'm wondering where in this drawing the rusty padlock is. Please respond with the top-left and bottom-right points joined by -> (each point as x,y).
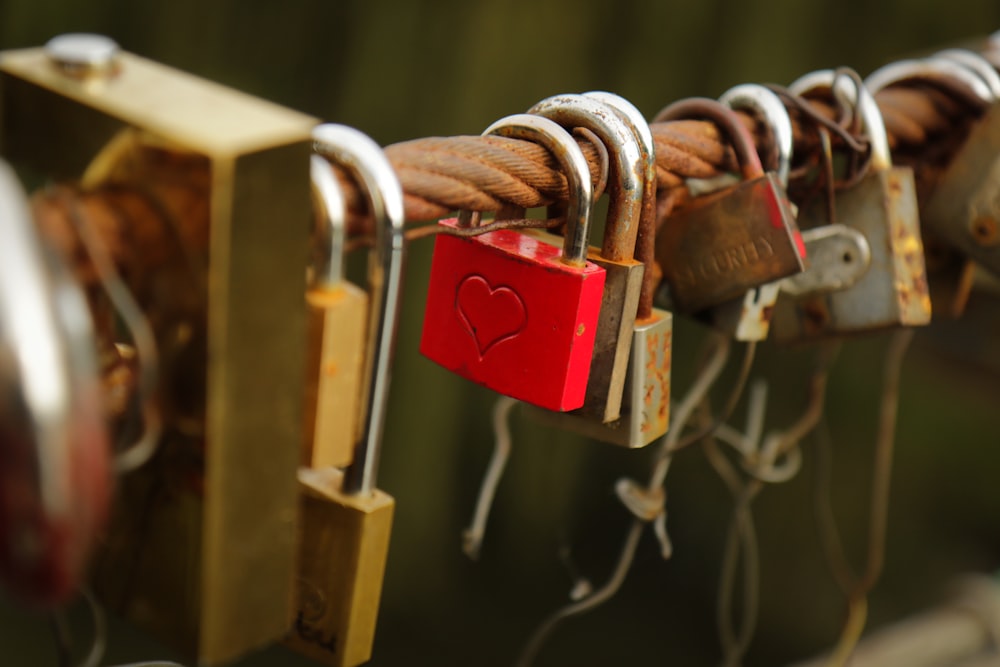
771,69 -> 931,341
869,53 -> 1000,287
524,95 -> 672,448
527,93 -> 647,423
866,52 -> 997,318
301,153 -> 367,469
653,98 -> 806,314
285,124 -> 405,667
0,159 -> 110,607
419,105 -> 606,413
696,83 -> 802,340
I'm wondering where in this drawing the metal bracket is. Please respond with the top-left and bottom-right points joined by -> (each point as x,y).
780,224 -> 871,297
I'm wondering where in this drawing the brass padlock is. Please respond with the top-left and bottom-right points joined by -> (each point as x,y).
653,98 -> 806,314
0,34 -> 315,664
697,83 -> 802,340
771,69 -> 932,342
528,93 -> 646,424
302,155 -> 368,469
523,97 -> 672,449
284,124 -> 405,667
868,54 -> 1000,280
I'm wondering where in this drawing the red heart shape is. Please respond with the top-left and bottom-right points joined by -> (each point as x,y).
456,275 -> 526,359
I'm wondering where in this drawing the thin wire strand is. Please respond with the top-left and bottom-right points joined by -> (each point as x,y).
462,396 -> 518,560
515,332 -> 732,667
59,188 -> 163,474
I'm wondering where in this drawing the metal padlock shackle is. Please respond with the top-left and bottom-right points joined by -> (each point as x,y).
309,153 -> 348,288
312,124 -> 405,496
933,49 -> 1000,99
865,56 -> 996,108
718,84 -> 794,188
0,159 -> 109,605
478,114 -> 594,267
527,94 -> 646,262
582,91 -> 659,318
790,70 -> 892,172
653,97 -> 766,181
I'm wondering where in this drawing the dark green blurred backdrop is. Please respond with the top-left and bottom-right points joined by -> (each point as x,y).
2,1 -> 1000,665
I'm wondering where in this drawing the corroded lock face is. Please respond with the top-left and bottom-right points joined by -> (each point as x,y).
772,168 -> 930,340
771,70 -> 931,342
659,173 -> 803,313
654,98 -> 805,315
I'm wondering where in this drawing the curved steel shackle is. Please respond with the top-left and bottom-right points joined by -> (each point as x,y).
0,160 -> 109,605
309,153 -> 348,287
934,48 -> 1000,99
481,114 -> 594,266
719,83 -> 794,188
791,70 -> 892,171
866,57 -> 995,107
312,124 -> 405,496
528,94 -> 646,262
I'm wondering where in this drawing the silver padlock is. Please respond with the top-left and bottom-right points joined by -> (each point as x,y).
771,69 -> 931,341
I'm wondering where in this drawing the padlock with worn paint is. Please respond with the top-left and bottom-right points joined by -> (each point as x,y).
302,154 -> 367,469
527,93 -> 647,423
869,52 -> 1000,295
694,84 -> 804,341
420,103 -> 609,413
771,69 -> 931,342
866,51 -> 998,318
284,124 -> 405,667
524,95 -> 672,448
653,98 -> 806,315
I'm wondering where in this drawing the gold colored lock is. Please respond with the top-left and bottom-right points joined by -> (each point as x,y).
1,34 -> 315,664
303,155 -> 367,469
285,124 -> 405,667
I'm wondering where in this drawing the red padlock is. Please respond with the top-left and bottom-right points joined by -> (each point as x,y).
420,114 -> 605,412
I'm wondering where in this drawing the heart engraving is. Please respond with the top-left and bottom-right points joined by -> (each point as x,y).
455,274 -> 527,359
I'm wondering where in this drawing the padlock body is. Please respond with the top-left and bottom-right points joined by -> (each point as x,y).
772,167 -> 931,341
520,227 -> 644,423
420,218 -> 605,412
527,308 -> 672,448
922,104 -> 1000,277
285,468 -> 394,667
303,282 -> 368,468
657,174 -> 805,313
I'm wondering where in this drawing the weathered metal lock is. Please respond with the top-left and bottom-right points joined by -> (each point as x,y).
865,52 -> 998,318
527,93 -> 647,422
653,98 -> 806,314
771,69 -> 932,342
420,102 -> 609,413
0,159 -> 110,607
697,84 -> 802,340
285,124 -> 405,667
302,154 -> 367,469
524,95 -> 672,448
869,53 -> 1000,280
0,35 -> 315,663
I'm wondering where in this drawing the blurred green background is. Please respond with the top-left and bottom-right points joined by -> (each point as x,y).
3,1 -> 1000,665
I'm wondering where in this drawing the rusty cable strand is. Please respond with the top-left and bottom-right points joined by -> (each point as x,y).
35,79 -> 982,289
